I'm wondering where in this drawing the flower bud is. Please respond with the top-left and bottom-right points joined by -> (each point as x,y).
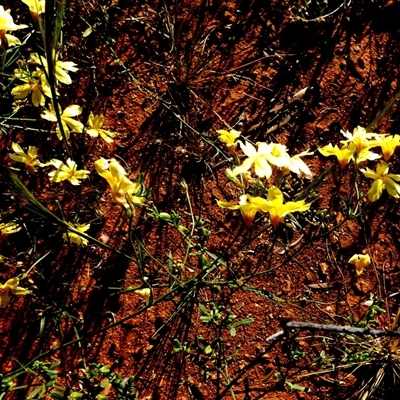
225,168 -> 240,185
159,212 -> 171,222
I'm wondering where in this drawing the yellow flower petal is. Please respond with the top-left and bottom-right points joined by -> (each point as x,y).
21,0 -> 46,14
349,254 -> 370,276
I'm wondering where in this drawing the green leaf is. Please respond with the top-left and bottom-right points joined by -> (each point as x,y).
50,391 -> 65,399
205,251 -> 227,267
285,380 -> 307,392
100,365 -> 110,374
201,254 -> 209,268
230,318 -> 254,329
198,303 -> 208,316
28,386 -> 44,398
69,392 -> 84,399
39,315 -> 46,336
82,26 -> 93,37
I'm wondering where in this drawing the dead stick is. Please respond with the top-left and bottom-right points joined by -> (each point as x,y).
264,321 -> 400,345
285,321 -> 400,338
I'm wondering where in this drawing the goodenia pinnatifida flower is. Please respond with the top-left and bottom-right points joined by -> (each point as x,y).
340,126 -> 380,153
258,142 -> 291,168
217,194 -> 271,227
318,144 -> 355,170
11,68 -> 52,107
9,143 -> 45,171
287,149 -> 314,179
348,254 -> 371,276
340,126 -> 381,164
95,158 -> 145,209
217,187 -> 310,230
63,222 -> 90,246
41,104 -> 84,140
232,141 -> 273,178
217,129 -> 241,150
48,158 -> 90,185
374,134 -> 400,162
0,6 -> 28,47
21,0 -> 46,16
86,112 -> 116,143
0,221 -> 21,235
30,52 -> 78,85
361,160 -> 400,202
136,288 -> 151,306
264,186 -> 310,230
0,277 -> 30,308
259,143 -> 313,178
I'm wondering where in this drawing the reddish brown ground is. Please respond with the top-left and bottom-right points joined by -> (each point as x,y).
1,0 -> 400,399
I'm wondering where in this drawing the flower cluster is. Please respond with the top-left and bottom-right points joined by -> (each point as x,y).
232,140 -> 312,180
318,126 -> 400,201
318,126 -> 384,169
217,130 -> 312,229
0,0 -> 149,317
10,31 -> 115,144
218,187 -> 310,229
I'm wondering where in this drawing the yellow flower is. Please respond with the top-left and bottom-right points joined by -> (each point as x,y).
9,142 -> 44,171
41,104 -> 84,140
374,134 -> 400,161
0,6 -> 28,47
136,288 -> 151,305
217,129 -> 241,149
287,149 -> 313,179
340,126 -> 381,164
31,52 -> 78,85
11,68 -> 52,107
21,0 -> 45,15
48,158 -> 90,185
217,194 -> 271,227
233,141 -> 272,178
361,160 -> 400,202
95,158 -> 145,209
340,126 -> 379,151
0,221 -> 21,235
86,112 -> 116,143
258,142 -> 291,168
318,144 -> 355,170
264,186 -> 310,230
0,277 -> 30,308
63,222 -> 90,246
348,254 -> 370,276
